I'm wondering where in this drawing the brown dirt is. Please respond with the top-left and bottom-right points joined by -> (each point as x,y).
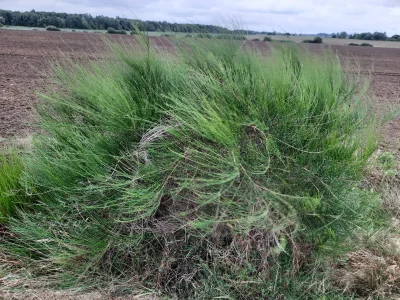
1,30 -> 400,154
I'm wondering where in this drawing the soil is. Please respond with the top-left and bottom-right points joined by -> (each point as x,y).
1,30 -> 400,155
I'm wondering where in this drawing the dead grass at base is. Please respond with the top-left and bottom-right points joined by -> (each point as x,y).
0,290 -> 160,300
331,158 -> 400,299
332,249 -> 400,298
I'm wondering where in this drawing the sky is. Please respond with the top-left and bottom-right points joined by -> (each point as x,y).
1,0 -> 400,35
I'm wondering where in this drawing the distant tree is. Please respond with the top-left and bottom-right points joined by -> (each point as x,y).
390,34 -> 400,41
313,36 -> 323,43
338,31 -> 348,39
331,34 -> 337,38
372,31 -> 387,41
349,31 -> 387,41
0,16 -> 4,25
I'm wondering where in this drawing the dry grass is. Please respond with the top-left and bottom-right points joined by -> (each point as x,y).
332,249 -> 400,298
0,290 -> 160,300
331,157 -> 400,299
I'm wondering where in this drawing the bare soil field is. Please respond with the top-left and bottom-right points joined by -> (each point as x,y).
1,29 -> 400,155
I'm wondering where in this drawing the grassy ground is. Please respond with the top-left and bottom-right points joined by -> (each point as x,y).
0,34 -> 399,299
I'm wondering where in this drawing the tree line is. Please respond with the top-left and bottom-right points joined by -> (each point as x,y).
0,9 -> 231,33
332,31 -> 400,41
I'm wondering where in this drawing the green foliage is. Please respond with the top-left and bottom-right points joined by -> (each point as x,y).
314,36 -> 323,43
0,8 -> 231,33
303,36 -> 323,44
0,36 -> 382,298
349,31 -> 388,41
348,43 -> 360,46
390,34 -> 400,41
252,38 -> 260,41
107,27 -> 126,34
264,36 -> 272,41
46,25 -> 61,31
0,151 -> 25,222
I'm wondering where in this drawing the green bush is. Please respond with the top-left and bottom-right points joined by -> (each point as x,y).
348,43 -> 360,46
303,36 -> 323,44
107,27 -> 126,34
252,38 -> 260,41
0,151 -> 25,223
263,36 -> 272,41
0,37 -> 382,298
46,25 -> 61,31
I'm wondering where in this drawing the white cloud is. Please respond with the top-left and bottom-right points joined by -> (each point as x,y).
1,0 -> 400,35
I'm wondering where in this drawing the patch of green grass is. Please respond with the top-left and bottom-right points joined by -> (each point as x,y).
0,35 -> 388,298
0,150 -> 25,222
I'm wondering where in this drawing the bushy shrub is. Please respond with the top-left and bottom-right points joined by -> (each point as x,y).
0,37 -> 382,298
46,25 -> 61,31
107,27 -> 126,34
252,38 -> 260,41
348,43 -> 360,46
303,36 -> 323,44
313,36 -> 323,43
264,36 -> 272,41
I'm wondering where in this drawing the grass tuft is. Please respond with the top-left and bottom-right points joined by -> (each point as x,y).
0,150 -> 25,222
0,35 -> 389,298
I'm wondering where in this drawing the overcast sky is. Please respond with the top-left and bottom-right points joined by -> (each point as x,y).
1,0 -> 400,35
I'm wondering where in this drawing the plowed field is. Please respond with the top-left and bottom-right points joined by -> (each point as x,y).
1,30 -> 399,154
